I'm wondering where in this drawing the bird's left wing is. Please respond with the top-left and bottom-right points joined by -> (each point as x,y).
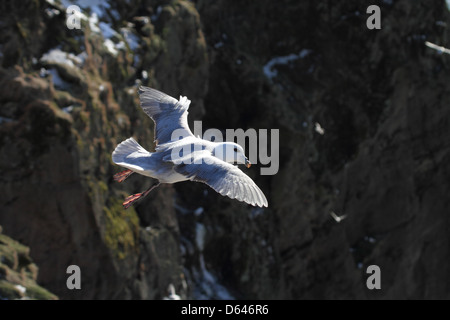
173,151 -> 268,207
138,86 -> 194,145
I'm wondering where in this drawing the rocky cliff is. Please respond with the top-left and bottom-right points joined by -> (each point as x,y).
0,0 -> 449,299
0,225 -> 57,299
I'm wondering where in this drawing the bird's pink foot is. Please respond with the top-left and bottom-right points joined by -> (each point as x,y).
122,182 -> 161,209
123,193 -> 144,209
114,169 -> 134,183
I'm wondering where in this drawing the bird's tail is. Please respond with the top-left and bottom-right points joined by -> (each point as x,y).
112,137 -> 149,165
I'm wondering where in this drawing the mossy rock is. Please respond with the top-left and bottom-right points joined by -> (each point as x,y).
0,233 -> 30,269
25,284 -> 57,300
0,280 -> 23,300
144,34 -> 163,63
0,228 -> 58,300
103,198 -> 140,260
54,89 -> 82,109
0,280 -> 57,300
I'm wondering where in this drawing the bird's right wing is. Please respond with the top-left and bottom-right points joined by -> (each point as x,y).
173,151 -> 268,207
138,86 -> 194,145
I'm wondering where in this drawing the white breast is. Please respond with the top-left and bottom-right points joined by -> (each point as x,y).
155,169 -> 189,184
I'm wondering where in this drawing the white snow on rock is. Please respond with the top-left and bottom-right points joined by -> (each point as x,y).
196,223 -> 206,252
99,21 -> 119,39
104,39 -> 118,56
14,285 -> 26,294
151,6 -> 163,22
314,122 -> 325,135
193,254 -> 235,300
194,207 -> 204,216
61,0 -> 111,18
41,48 -> 84,68
163,284 -> 181,300
62,105 -> 74,114
263,49 -> 312,80
121,28 -> 140,51
214,41 -> 224,49
88,13 -> 101,33
45,8 -> 60,17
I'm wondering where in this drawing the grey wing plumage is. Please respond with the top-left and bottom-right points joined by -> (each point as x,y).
138,86 -> 194,145
112,137 -> 151,173
173,152 -> 268,207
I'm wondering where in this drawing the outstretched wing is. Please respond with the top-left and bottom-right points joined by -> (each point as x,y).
173,151 -> 268,207
138,86 -> 194,145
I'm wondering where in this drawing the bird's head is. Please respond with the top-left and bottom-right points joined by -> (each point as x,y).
212,142 -> 251,168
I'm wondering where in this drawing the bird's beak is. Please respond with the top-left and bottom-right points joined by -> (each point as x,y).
245,158 -> 251,168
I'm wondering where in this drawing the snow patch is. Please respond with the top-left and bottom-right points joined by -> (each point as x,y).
314,122 -> 325,135
250,207 -> 265,219
121,28 -> 140,51
196,223 -> 206,252
104,39 -> 118,56
88,13 -> 101,33
364,236 -> 376,244
163,284 -> 181,300
14,285 -> 26,294
99,21 -> 119,39
62,106 -> 74,114
151,6 -> 163,22
0,117 -> 14,124
214,41 -> 224,49
41,48 -> 84,68
194,207 -> 204,216
263,49 -> 312,80
115,41 -> 126,51
45,8 -> 60,17
174,203 -> 191,215
425,41 -> 450,55
179,243 -> 186,256
61,0 -> 110,19
193,254 -> 235,300
40,68 -> 49,78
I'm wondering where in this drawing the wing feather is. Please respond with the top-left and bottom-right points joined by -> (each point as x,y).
173,152 -> 268,207
138,86 -> 194,145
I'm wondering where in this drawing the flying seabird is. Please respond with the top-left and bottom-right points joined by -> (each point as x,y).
112,86 -> 268,209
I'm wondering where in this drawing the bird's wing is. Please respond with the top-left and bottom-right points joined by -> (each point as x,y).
138,86 -> 194,145
173,151 -> 268,207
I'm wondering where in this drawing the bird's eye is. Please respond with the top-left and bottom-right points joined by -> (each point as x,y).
233,147 -> 238,152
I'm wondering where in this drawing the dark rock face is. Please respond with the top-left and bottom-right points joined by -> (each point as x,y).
190,0 -> 450,299
0,0 -> 449,299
